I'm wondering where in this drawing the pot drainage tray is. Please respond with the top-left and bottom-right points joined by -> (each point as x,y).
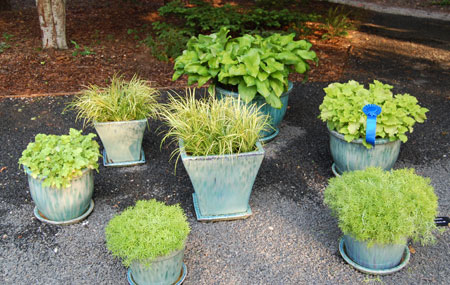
259,127 -> 279,143
34,199 -> 94,225
192,193 -> 252,221
127,263 -> 187,285
339,237 -> 410,275
103,149 -> 146,167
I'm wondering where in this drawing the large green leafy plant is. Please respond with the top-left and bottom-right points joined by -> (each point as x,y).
18,129 -> 100,189
324,167 -> 438,246
172,27 -> 318,108
319,80 -> 428,148
105,199 -> 190,267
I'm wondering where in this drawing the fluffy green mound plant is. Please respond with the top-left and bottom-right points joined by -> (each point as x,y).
67,74 -> 161,125
324,167 -> 438,246
172,27 -> 318,109
18,129 -> 100,189
105,199 -> 190,267
319,80 -> 429,148
160,89 -> 270,158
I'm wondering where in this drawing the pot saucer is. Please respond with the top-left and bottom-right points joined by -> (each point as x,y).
259,127 -> 279,143
331,163 -> 342,177
192,193 -> 252,222
103,149 -> 146,167
127,263 -> 187,285
339,237 -> 410,275
34,199 -> 94,225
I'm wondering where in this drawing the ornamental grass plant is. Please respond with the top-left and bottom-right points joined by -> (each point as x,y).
160,89 -> 270,158
324,167 -> 438,246
105,199 -> 190,268
67,74 -> 161,125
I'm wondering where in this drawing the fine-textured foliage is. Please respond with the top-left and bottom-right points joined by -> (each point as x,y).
67,74 -> 161,125
18,129 -> 100,189
318,80 -> 428,148
173,27 -> 318,108
321,6 -> 354,39
324,167 -> 438,246
105,199 -> 190,268
160,89 -> 270,158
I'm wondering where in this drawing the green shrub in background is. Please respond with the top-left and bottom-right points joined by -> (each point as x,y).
324,167 -> 438,246
321,6 -> 354,39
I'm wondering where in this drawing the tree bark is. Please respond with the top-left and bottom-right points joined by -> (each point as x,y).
0,0 -> 11,11
36,0 -> 68,49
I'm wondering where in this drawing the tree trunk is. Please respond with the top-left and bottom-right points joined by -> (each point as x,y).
0,0 -> 11,11
36,0 -> 68,49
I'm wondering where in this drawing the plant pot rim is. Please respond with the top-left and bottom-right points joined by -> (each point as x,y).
131,246 -> 186,266
328,128 -> 399,145
344,234 -> 407,247
94,118 -> 148,126
215,81 -> 293,99
23,166 -> 91,183
179,138 -> 264,160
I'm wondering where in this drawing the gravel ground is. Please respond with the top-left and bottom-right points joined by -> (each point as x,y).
1,9 -> 449,285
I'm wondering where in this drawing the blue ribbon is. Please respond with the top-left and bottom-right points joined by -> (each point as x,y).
363,104 -> 382,146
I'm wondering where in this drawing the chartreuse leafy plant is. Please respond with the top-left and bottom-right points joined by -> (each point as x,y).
172,27 -> 318,109
324,167 -> 438,246
319,80 -> 429,148
67,74 -> 160,125
18,129 -> 100,189
160,89 -> 270,158
105,199 -> 190,268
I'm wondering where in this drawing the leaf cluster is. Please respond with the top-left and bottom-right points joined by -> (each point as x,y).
321,6 -> 354,39
105,199 -> 190,268
318,80 -> 428,148
18,129 -> 100,189
324,167 -> 438,246
160,89 -> 270,158
173,27 -> 318,108
67,74 -> 161,125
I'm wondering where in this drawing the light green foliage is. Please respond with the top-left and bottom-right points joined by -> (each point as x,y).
18,129 -> 100,189
71,40 -> 96,57
173,27 -> 318,108
105,199 -> 190,268
321,6 -> 354,39
324,167 -> 438,246
67,74 -> 161,125
318,80 -> 428,148
160,89 -> 270,158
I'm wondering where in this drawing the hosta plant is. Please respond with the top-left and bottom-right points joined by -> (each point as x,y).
105,199 -> 190,267
324,167 -> 438,246
18,129 -> 100,189
319,80 -> 429,148
172,27 -> 318,108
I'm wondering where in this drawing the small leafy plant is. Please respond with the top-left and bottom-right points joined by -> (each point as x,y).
160,89 -> 270,158
67,74 -> 161,125
105,199 -> 190,267
324,167 -> 438,246
18,129 -> 100,189
71,40 -> 96,57
321,6 -> 353,39
318,80 -> 428,148
173,27 -> 318,108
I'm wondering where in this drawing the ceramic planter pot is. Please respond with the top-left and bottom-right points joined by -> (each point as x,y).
27,168 -> 94,223
128,248 -> 186,285
94,119 -> 147,166
329,129 -> 401,176
215,82 -> 293,142
180,139 -> 265,221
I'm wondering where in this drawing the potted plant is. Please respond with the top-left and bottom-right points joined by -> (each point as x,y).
18,129 -> 100,225
324,167 -> 438,274
172,27 -> 318,141
160,90 -> 270,221
67,74 -> 161,166
105,199 -> 190,284
318,80 -> 429,175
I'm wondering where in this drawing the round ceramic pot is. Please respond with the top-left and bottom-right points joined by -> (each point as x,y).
329,129 -> 401,175
129,248 -> 185,285
343,235 -> 406,270
215,82 -> 293,141
27,168 -> 94,222
94,119 -> 147,164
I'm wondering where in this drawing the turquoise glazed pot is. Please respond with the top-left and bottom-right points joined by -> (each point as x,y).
129,248 -> 185,285
180,139 -> 264,220
329,129 -> 401,175
215,82 -> 293,141
27,168 -> 94,222
343,235 -> 406,270
94,119 -> 147,164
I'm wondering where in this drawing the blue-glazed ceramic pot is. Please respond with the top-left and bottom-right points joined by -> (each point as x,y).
180,139 -> 264,219
27,168 -> 94,222
94,119 -> 147,164
215,82 -> 293,140
329,129 -> 401,175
